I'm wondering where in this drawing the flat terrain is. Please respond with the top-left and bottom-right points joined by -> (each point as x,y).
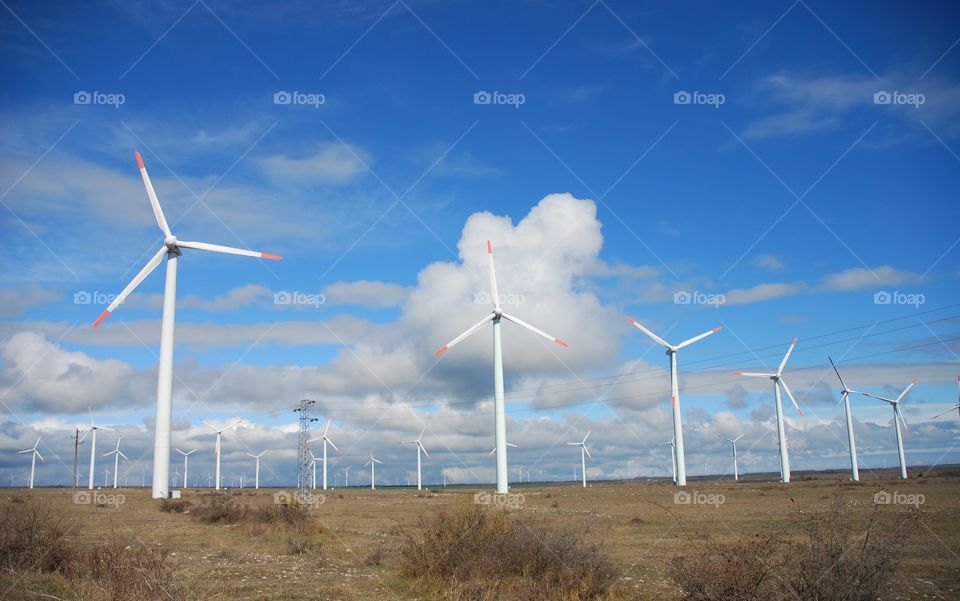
3,469 -> 958,600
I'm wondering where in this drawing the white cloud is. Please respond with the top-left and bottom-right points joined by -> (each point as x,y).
752,254 -> 785,271
258,143 -> 369,183
723,282 -> 806,305
322,280 -> 412,308
820,265 -> 919,291
0,286 -> 58,317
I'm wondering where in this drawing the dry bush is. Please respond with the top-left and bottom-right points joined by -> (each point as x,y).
364,545 -> 385,566
190,496 -> 244,524
670,533 -> 784,601
158,498 -> 191,513
399,499 -> 619,600
0,497 -> 74,573
68,538 -> 187,601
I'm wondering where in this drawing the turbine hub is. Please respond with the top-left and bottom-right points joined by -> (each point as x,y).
164,235 -> 178,248
494,308 -> 503,318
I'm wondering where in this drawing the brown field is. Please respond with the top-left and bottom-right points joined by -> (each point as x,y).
2,468 -> 958,600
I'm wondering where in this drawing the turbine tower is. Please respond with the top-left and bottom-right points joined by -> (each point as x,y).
860,379 -> 916,479
203,420 -> 236,490
175,448 -> 196,489
364,451 -> 383,490
92,151 -> 281,499
82,407 -> 115,490
829,357 -> 864,482
17,437 -> 44,489
566,430 -> 592,488
435,241 -> 568,494
659,438 -> 677,484
247,451 -> 266,489
343,465 -> 352,488
400,427 -> 429,490
626,318 -> 720,486
734,338 -> 803,483
103,436 -> 128,488
931,376 -> 960,420
308,450 -> 319,490
307,419 -> 337,490
721,434 -> 744,481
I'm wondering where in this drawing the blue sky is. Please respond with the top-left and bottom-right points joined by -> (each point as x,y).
0,0 -> 958,488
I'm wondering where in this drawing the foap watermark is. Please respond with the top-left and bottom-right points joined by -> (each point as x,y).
473,490 -> 525,509
874,490 -> 924,508
674,290 -> 725,307
274,290 -> 325,308
873,90 -> 925,108
674,490 -> 725,508
73,491 -> 125,508
873,290 -> 925,308
673,90 -> 725,108
274,490 -> 326,508
74,91 -> 126,108
473,90 -> 525,108
73,291 -> 120,306
473,291 -> 525,307
273,90 -> 326,108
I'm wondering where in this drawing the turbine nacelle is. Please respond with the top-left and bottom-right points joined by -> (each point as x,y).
164,235 -> 178,249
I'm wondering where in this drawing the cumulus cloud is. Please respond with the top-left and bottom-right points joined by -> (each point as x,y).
752,254 -> 785,271
820,265 -> 920,291
723,282 -> 806,305
258,143 -> 369,183
322,280 -> 412,308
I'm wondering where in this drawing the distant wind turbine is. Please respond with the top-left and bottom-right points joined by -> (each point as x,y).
659,438 -> 677,484
860,379 -> 917,479
103,436 -> 128,488
17,437 -> 44,489
82,407 -> 115,490
307,419 -> 338,490
364,451 -> 383,490
203,420 -> 237,490
175,449 -> 196,489
399,427 -> 429,490
566,430 -> 592,488
829,357 -> 864,482
720,434 -> 744,481
247,450 -> 266,489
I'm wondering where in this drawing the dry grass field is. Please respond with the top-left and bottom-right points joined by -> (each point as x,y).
1,468 -> 957,600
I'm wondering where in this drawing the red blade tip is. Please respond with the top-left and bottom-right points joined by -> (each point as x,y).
260,252 -> 283,260
712,326 -> 722,333
624,315 -> 636,324
92,309 -> 110,329
555,338 -> 569,347
434,345 -> 448,357
733,371 -> 742,376
486,240 -> 492,254
791,337 -> 798,344
135,151 -> 144,170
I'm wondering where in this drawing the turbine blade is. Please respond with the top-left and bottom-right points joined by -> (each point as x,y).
734,434 -> 744,442
435,313 -> 495,356
489,448 -> 496,455
676,326 -> 722,350
93,246 -> 167,328
118,451 -> 127,460
487,240 -> 500,312
895,379 -> 917,403
501,312 -> 568,347
135,151 -> 171,237
322,418 -> 331,436
778,337 -> 798,375
896,404 -> 910,433
177,240 -> 282,260
506,442 -> 518,448
779,379 -> 803,417
327,438 -> 339,452
17,449 -> 31,454
583,445 -> 592,458
859,391 -> 895,404
932,404 -> 960,419
419,442 -> 429,456
35,451 -> 44,463
733,371 -> 775,378
582,430 -> 591,444
828,356 -> 849,392
624,316 -> 670,348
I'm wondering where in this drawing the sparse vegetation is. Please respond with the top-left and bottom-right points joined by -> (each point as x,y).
158,497 -> 191,513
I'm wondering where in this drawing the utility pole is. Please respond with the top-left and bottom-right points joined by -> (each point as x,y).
294,399 -> 317,503
72,428 -> 83,492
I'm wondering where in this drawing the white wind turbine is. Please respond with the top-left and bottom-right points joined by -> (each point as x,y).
734,338 -> 803,483
175,448 -> 196,489
436,241 -> 568,494
343,465 -> 352,488
626,318 -> 720,486
567,430 -> 592,488
308,450 -> 319,490
202,420 -> 236,490
829,357 -> 864,482
931,376 -> 960,421
246,451 -> 266,489
103,436 -> 128,488
399,427 -> 429,490
441,465 -> 447,487
307,419 -> 338,490
17,437 -> 44,489
92,151 -> 281,499
659,438 -> 677,484
859,379 -> 917,479
364,451 -> 383,490
82,407 -> 115,490
720,434 -> 744,481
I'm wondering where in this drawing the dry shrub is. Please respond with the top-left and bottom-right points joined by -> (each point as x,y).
364,545 -> 385,566
669,485 -> 918,601
399,499 -> 618,600
159,498 -> 191,513
0,497 -> 74,573
190,496 -> 244,524
68,538 -> 187,601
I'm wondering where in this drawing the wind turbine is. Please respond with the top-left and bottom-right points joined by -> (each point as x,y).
17,437 -> 44,489
308,450 -> 319,490
659,438 -> 677,484
488,442 -> 518,455
721,434 -> 744,481
175,449 -> 196,489
247,450 -> 266,489
435,241 -> 568,494
441,465 -> 447,487
307,419 -> 338,490
172,468 -> 181,487
203,420 -> 236,490
860,379 -> 917,479
932,377 -> 960,420
92,151 -> 281,499
829,357 -> 864,482
734,338 -> 803,483
399,427 -> 429,491
343,465 -> 352,488
626,318 -> 720,486
103,436 -> 128,488
82,407 -> 115,490
103,468 -> 111,488
364,451 -> 383,490
567,430 -> 592,488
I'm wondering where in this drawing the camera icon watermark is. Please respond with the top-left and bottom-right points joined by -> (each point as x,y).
73,291 -> 120,306
73,491 -> 125,508
74,91 -> 126,108
273,290 -> 325,308
873,490 -> 924,508
274,490 -> 325,508
674,290 -> 725,308
273,90 -> 326,108
873,90 -> 925,108
473,90 -> 525,108
673,90 -> 725,108
674,490 -> 725,508
873,290 -> 925,308
473,291 -> 525,306
473,490 -> 525,509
